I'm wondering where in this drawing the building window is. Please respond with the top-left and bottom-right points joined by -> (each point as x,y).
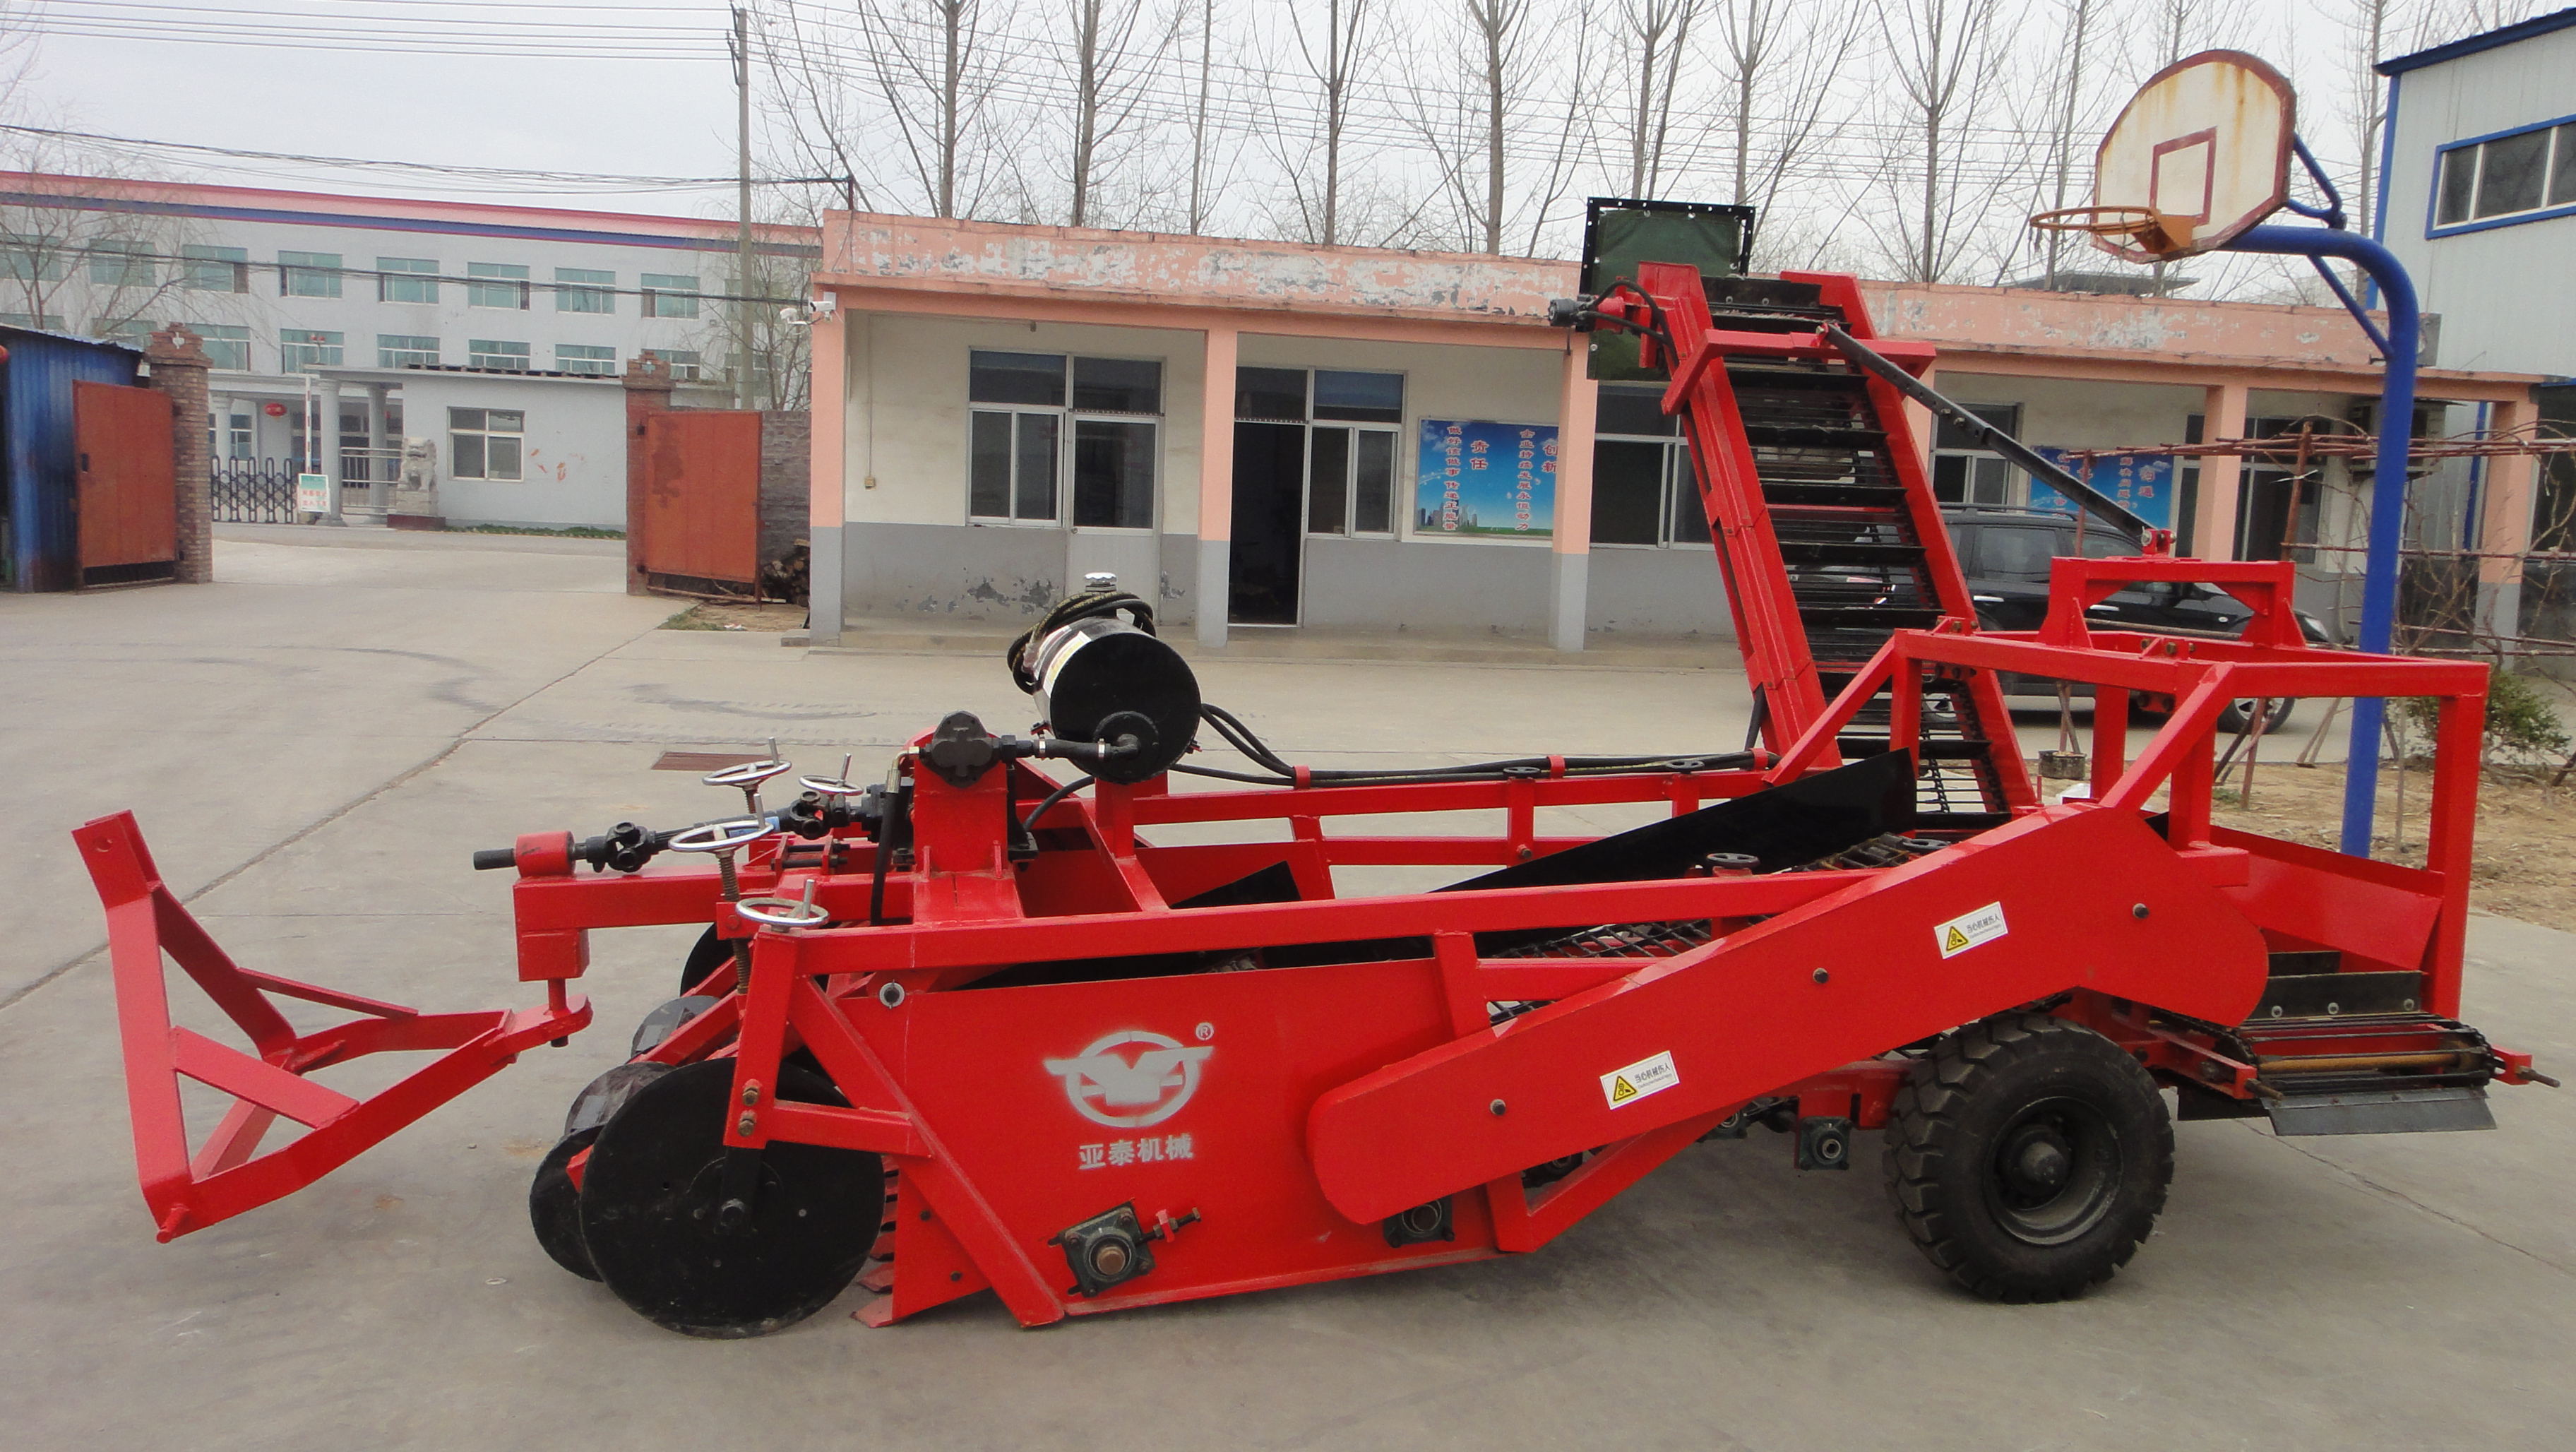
378,256 -> 438,304
379,333 -> 439,368
181,244 -> 249,292
967,350 -> 1164,528
87,239 -> 153,287
279,250 -> 342,298
181,323 -> 250,369
468,338 -> 531,371
449,407 -> 524,481
554,267 -> 614,314
468,262 -> 530,309
1589,384 -> 1707,547
93,318 -> 155,344
0,311 -> 67,331
2433,117 -> 2576,231
1931,403 -> 2025,506
0,233 -> 66,282
555,343 -> 616,375
641,272 -> 700,318
222,412 -> 252,460
657,349 -> 703,380
1231,367 -> 1403,536
280,328 -> 344,371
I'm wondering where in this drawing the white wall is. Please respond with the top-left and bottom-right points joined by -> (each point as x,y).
840,315 -> 1567,547
395,373 -> 628,529
844,314 -> 1207,532
39,208 -> 752,381
2383,24 -> 2576,374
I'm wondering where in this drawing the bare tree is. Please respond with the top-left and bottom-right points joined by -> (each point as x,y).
1871,0 -> 2010,282
1056,0 -> 1177,227
756,4 -> 881,215
1186,0 -> 1220,233
854,0 -> 1013,219
1614,0 -> 1701,198
1705,0 -> 1863,218
686,194 -> 818,412
1266,0 -> 1373,246
2037,0 -> 2101,287
1404,0 -> 1548,254
0,135 -> 200,340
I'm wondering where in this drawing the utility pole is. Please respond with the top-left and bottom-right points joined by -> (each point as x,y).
732,5 -> 757,411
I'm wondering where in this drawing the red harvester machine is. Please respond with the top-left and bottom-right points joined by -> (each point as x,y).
80,236 -> 2551,1338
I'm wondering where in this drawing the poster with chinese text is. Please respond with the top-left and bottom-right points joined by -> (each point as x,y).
1414,419 -> 1558,539
2027,448 -> 2175,533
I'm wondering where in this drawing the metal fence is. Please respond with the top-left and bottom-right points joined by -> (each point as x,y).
210,459 -> 301,523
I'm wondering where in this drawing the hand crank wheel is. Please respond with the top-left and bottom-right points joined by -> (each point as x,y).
578,1059 -> 883,1338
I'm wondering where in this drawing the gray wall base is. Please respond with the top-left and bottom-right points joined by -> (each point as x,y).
1196,538 -> 1229,648
810,523 -> 847,644
1551,553 -> 1588,652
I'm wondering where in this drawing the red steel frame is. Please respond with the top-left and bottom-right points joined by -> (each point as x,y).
75,275 -> 2544,1328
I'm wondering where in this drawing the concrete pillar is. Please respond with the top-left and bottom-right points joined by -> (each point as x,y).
145,326 -> 213,584
1906,365 -> 1939,479
2192,381 -> 2250,559
317,377 -> 347,523
1551,345 -> 1598,652
2476,394 -> 2537,643
1196,325 -> 1238,648
806,307 -> 847,645
365,384 -> 391,509
621,352 -> 676,594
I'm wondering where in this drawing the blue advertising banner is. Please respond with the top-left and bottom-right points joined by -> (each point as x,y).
2027,448 -> 2176,533
1414,419 -> 1558,538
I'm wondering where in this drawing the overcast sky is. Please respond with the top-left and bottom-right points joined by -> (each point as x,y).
7,0 -> 2545,260
15,2 -> 749,218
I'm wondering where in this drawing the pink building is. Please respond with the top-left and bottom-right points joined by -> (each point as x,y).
806,212 -> 2548,651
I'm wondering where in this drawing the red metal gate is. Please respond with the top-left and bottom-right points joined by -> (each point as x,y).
74,380 -> 177,582
640,409 -> 761,590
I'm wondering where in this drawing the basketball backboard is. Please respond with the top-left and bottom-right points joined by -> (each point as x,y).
2033,50 -> 2295,263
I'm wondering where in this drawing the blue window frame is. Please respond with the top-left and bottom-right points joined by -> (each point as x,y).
2428,112 -> 2576,237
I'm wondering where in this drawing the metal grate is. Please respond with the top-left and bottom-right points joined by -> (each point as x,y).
210,460 -> 301,523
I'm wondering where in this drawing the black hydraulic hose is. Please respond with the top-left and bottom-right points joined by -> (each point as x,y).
1193,703 -> 1749,787
1004,587 -> 1157,692
1022,774 -> 1096,835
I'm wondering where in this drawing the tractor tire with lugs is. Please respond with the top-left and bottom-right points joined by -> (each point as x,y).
1883,1011 -> 2173,1302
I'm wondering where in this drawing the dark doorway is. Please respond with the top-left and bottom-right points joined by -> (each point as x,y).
1229,421 -> 1305,624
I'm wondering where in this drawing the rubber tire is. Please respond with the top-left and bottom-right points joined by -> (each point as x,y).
2216,696 -> 2295,736
1883,1012 -> 2173,1303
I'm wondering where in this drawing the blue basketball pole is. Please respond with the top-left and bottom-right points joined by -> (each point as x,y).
2218,221 -> 2421,856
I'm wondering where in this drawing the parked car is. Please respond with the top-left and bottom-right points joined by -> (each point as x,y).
1943,506 -> 2337,734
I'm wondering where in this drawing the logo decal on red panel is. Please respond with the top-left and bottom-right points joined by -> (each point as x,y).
1044,1030 -> 1213,1129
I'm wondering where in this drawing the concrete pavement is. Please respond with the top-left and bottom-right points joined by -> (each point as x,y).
1,528 -> 2569,1451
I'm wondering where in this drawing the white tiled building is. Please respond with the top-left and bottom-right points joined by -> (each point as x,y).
0,174 -> 814,525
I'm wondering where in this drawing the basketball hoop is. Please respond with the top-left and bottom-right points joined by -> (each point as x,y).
2049,50 -> 2295,266
2027,206 -> 2199,258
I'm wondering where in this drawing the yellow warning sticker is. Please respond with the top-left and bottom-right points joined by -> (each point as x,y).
1936,902 -> 2008,959
1599,1050 -> 1678,1109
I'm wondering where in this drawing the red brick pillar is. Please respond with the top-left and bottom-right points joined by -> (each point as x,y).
146,326 -> 213,584
622,352 -> 676,595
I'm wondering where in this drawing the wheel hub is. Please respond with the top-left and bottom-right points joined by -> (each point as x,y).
1983,1097 -> 2122,1248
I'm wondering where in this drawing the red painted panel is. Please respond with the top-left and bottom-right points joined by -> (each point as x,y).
642,409 -> 761,585
74,380 -> 177,570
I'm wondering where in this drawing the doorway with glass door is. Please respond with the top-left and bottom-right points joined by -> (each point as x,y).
1227,366 -> 1403,626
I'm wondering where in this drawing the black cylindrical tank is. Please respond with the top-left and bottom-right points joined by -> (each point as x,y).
1028,613 -> 1200,784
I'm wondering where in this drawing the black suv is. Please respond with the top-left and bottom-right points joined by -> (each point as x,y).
1942,506 -> 2336,732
